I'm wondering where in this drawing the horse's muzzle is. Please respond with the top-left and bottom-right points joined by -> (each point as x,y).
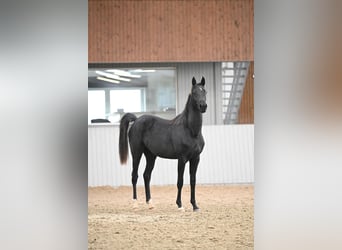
199,103 -> 207,113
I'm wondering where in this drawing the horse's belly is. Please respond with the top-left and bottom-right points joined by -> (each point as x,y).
148,144 -> 178,159
157,153 -> 178,160
142,134 -> 178,159
158,139 -> 204,160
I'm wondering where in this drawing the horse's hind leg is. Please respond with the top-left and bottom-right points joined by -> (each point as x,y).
143,149 -> 156,205
131,150 -> 143,200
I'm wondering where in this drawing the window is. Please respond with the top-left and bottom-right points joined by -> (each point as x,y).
88,67 -> 176,123
88,90 -> 105,123
110,89 -> 143,113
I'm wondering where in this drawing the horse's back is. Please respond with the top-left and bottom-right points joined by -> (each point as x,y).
129,114 -> 171,134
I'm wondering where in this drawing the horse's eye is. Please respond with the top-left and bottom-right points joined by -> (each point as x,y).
200,88 -> 206,94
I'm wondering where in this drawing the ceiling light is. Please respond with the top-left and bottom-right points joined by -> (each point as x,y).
95,70 -> 131,82
106,69 -> 141,78
97,76 -> 120,84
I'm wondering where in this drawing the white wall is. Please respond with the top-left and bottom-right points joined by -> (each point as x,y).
88,124 -> 254,187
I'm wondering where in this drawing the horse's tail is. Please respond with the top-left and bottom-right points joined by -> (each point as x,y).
119,113 -> 137,164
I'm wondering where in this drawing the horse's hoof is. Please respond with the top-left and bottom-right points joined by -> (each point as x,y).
132,199 -> 138,209
147,200 -> 155,209
193,208 -> 200,212
178,207 -> 185,212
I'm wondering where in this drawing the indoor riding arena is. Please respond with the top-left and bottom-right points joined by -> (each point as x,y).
88,0 -> 254,249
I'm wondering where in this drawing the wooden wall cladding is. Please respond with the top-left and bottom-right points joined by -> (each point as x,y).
89,0 -> 254,63
238,61 -> 254,124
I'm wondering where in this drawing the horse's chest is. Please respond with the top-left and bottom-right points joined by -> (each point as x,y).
181,136 -> 204,158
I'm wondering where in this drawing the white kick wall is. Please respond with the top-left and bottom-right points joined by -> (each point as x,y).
88,124 -> 254,187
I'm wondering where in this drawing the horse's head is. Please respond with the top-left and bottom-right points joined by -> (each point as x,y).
191,77 -> 207,113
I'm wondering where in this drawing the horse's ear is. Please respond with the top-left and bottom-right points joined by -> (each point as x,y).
192,77 -> 196,86
200,76 -> 205,86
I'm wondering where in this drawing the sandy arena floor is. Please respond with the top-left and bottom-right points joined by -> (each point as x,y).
88,185 -> 254,249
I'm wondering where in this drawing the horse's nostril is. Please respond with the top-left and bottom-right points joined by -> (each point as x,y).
199,103 -> 207,112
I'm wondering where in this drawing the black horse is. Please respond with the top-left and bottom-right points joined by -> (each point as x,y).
119,77 -> 207,211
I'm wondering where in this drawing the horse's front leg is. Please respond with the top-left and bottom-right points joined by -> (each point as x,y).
176,159 -> 186,209
190,156 -> 200,211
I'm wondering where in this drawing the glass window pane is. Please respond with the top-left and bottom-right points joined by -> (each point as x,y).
88,90 -> 105,123
110,89 -> 142,113
88,67 -> 176,123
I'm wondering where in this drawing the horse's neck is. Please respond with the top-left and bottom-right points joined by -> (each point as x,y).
184,95 -> 203,137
